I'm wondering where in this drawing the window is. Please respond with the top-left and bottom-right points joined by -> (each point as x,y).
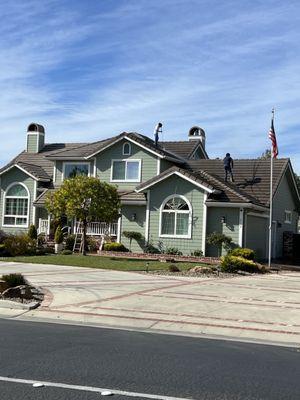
284,210 -> 292,224
3,183 -> 29,227
122,142 -> 131,156
160,195 -> 192,238
63,163 -> 90,179
111,160 -> 141,182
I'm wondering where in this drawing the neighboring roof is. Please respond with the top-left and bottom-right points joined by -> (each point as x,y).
46,132 -> 186,163
161,140 -> 208,159
0,143 -> 85,180
186,158 -> 290,207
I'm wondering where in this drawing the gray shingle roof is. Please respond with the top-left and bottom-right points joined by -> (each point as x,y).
161,140 -> 208,159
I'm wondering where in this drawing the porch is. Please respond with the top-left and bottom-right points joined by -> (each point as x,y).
38,219 -> 118,237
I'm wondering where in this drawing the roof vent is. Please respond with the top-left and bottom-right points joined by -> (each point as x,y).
188,126 -> 205,147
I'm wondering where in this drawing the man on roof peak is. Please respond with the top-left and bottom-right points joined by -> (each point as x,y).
223,153 -> 234,182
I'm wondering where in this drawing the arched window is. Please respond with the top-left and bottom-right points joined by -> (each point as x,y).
160,195 -> 192,238
3,183 -> 29,227
122,142 -> 131,156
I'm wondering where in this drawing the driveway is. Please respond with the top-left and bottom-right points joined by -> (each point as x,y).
0,261 -> 300,345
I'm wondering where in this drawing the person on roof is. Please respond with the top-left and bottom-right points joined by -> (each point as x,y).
223,153 -> 234,182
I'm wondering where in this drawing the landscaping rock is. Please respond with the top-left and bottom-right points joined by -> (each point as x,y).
189,266 -> 214,274
2,285 -> 33,300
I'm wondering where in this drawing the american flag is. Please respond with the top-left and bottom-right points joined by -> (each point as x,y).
268,117 -> 278,158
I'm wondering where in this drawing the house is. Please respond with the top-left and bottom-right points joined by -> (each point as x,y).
0,123 -> 299,259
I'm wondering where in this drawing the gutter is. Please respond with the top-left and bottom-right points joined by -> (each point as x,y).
206,202 -> 268,212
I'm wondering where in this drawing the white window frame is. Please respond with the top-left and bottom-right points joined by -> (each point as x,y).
110,159 -> 142,183
2,182 -> 30,228
284,210 -> 292,224
122,142 -> 131,156
159,194 -> 192,239
62,162 -> 91,181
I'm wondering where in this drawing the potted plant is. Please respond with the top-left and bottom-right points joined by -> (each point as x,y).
54,226 -> 64,254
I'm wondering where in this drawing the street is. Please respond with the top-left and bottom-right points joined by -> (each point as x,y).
0,319 -> 299,400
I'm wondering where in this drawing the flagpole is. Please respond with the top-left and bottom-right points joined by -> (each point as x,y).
268,109 -> 275,268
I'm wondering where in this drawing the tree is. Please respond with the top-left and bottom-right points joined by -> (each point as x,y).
259,149 -> 271,159
122,231 -> 143,251
206,232 -> 233,256
28,224 -> 37,240
45,176 -> 120,255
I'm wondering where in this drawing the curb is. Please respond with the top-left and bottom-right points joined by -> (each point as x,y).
0,299 -> 40,311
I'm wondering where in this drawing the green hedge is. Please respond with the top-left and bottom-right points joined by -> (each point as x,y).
229,247 -> 255,260
103,242 -> 129,252
220,255 -> 260,273
3,235 -> 36,257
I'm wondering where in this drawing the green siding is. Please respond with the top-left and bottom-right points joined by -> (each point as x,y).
96,139 -> 159,190
206,207 -> 240,256
0,167 -> 36,234
273,172 -> 299,258
147,175 -> 204,255
27,134 -> 38,153
120,205 -> 146,252
160,159 -> 174,173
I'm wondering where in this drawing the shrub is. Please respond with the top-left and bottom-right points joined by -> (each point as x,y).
144,243 -> 160,254
207,232 -> 233,256
229,247 -> 255,260
220,255 -> 260,273
103,242 -> 129,252
65,234 -> 76,251
28,224 -> 38,240
122,231 -> 144,251
54,226 -> 64,244
4,235 -> 36,257
1,273 -> 27,288
168,264 -> 180,272
37,233 -> 46,247
165,247 -> 183,256
61,249 -> 73,255
87,237 -> 98,252
0,230 -> 8,244
191,250 -> 203,257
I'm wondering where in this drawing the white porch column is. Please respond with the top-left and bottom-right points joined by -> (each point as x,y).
145,190 -> 150,243
117,214 -> 122,243
201,193 -> 208,255
238,208 -> 244,247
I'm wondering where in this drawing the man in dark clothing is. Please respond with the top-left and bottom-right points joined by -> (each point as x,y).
223,153 -> 234,182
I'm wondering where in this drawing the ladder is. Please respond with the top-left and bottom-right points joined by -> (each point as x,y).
73,222 -> 83,254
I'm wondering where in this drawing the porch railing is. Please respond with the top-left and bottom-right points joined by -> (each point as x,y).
38,219 -> 49,235
75,221 -> 118,236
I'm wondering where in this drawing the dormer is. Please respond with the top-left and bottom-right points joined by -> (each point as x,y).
26,123 -> 45,153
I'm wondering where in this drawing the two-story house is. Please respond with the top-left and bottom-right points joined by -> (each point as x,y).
0,123 -> 299,259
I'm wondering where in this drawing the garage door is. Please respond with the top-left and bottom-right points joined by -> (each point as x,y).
245,215 -> 268,260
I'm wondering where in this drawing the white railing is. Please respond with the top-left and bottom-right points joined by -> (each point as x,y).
75,221 -> 118,236
38,219 -> 49,235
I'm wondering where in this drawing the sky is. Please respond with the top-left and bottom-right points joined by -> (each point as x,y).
0,0 -> 300,171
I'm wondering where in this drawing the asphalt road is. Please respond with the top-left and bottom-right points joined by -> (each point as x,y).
0,319 -> 299,400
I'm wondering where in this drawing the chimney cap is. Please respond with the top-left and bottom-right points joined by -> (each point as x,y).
188,126 -> 205,138
27,123 -> 45,134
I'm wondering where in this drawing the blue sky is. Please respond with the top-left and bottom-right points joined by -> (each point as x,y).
1,0 -> 300,171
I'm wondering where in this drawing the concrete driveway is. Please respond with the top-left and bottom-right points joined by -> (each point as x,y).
0,261 -> 300,345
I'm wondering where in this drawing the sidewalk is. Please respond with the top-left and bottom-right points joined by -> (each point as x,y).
1,261 -> 300,345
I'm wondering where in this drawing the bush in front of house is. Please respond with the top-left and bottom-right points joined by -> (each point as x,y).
103,242 -> 129,252
191,250 -> 203,257
61,249 -> 73,255
65,234 -> 76,251
1,273 -> 28,288
220,255 -> 260,273
206,232 -> 233,256
229,247 -> 255,260
3,234 -> 36,257
54,226 -> 64,244
122,231 -> 144,251
28,224 -> 38,240
0,230 -> 8,244
86,237 -> 98,252
165,247 -> 183,256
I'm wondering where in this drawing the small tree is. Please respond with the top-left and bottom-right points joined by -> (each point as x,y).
206,232 -> 233,256
54,226 -> 64,244
45,176 -> 120,255
258,149 -> 271,159
122,231 -> 143,252
28,224 -> 38,240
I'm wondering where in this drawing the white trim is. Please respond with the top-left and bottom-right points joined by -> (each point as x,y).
189,142 -> 209,160
62,161 -> 91,181
53,161 -> 56,183
26,131 -> 45,135
2,182 -> 30,228
157,158 -> 161,175
145,190 -> 150,242
238,208 -> 244,247
288,163 -> 300,203
32,180 -> 37,227
136,171 -> 214,193
47,213 -> 51,235
93,158 -> 97,177
0,164 -> 48,182
206,202 -> 268,211
117,214 -> 122,243
122,142 -> 131,156
201,193 -> 208,255
159,194 -> 192,239
110,159 -> 142,183
284,210 -> 292,224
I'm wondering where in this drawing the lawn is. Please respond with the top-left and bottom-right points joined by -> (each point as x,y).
0,254 -> 204,272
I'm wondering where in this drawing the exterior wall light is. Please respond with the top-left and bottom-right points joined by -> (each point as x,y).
221,216 -> 226,224
131,213 -> 137,221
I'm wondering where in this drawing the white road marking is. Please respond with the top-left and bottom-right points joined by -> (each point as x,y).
0,376 -> 196,400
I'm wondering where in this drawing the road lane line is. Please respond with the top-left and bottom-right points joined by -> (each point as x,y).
0,376 -> 195,400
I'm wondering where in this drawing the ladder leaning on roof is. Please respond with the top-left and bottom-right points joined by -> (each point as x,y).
73,222 -> 83,254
